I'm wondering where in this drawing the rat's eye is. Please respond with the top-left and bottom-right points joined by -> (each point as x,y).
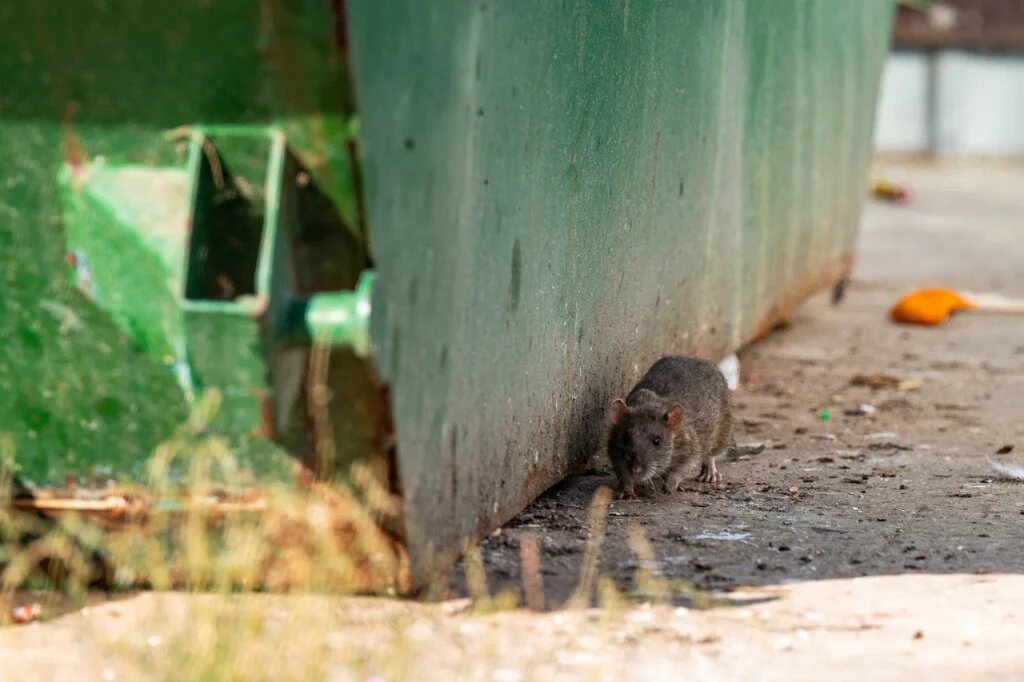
651,436 -> 662,446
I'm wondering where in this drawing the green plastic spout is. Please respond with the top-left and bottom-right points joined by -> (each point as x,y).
289,270 -> 375,356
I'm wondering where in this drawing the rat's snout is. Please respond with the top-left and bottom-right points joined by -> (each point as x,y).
631,465 -> 643,475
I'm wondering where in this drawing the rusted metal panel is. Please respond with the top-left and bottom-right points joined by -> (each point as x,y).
348,0 -> 895,577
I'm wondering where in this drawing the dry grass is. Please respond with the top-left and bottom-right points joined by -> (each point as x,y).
0,386 -> 716,681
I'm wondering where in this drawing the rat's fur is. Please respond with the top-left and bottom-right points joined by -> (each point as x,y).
608,356 -> 735,498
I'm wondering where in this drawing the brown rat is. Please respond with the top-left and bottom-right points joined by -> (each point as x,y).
607,355 -> 735,498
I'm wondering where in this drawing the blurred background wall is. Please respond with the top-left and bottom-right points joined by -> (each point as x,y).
875,0 -> 1024,156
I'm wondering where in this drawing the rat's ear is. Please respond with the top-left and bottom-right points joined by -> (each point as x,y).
663,404 -> 684,430
610,399 -> 629,425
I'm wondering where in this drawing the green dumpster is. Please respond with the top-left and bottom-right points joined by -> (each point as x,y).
0,0 -> 895,587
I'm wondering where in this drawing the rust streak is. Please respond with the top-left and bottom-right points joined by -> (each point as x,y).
750,251 -> 855,344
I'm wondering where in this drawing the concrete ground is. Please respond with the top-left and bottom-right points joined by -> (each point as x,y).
3,159 -> 1024,680
464,157 -> 1024,603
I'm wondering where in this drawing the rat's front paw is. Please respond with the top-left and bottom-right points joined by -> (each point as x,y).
696,463 -> 722,484
662,476 -> 684,494
616,487 -> 637,500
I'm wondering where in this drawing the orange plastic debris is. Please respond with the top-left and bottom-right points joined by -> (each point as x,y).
890,288 -> 975,326
872,180 -> 910,203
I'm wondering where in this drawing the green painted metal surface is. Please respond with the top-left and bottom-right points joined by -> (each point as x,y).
0,1 -> 374,491
301,272 -> 375,356
349,1 -> 895,573
2,0 -> 894,588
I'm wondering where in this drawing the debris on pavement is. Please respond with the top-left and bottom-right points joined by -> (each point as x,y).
727,442 -> 768,460
844,404 -> 877,417
987,454 -> 1024,481
850,373 -> 896,389
719,354 -> 740,391
694,530 -> 753,544
890,288 -> 974,325
10,604 -> 42,625
890,288 -> 1024,327
871,179 -> 911,204
850,373 -> 921,391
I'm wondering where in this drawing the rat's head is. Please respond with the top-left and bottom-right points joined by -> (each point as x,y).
607,398 -> 683,483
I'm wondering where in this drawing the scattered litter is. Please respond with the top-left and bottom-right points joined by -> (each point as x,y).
913,630 -> 924,640
868,442 -> 911,451
850,374 -> 922,391
987,455 -> 1024,481
10,603 -> 42,624
818,410 -> 831,422
996,444 -> 1015,455
832,276 -> 849,305
736,442 -> 766,456
695,530 -> 753,545
890,288 -> 1024,327
867,432 -> 899,440
719,354 -> 740,391
851,373 -> 900,390
844,404 -> 876,417
871,179 -> 911,204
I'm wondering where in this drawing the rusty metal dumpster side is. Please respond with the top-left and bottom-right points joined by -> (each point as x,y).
347,1 -> 895,574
